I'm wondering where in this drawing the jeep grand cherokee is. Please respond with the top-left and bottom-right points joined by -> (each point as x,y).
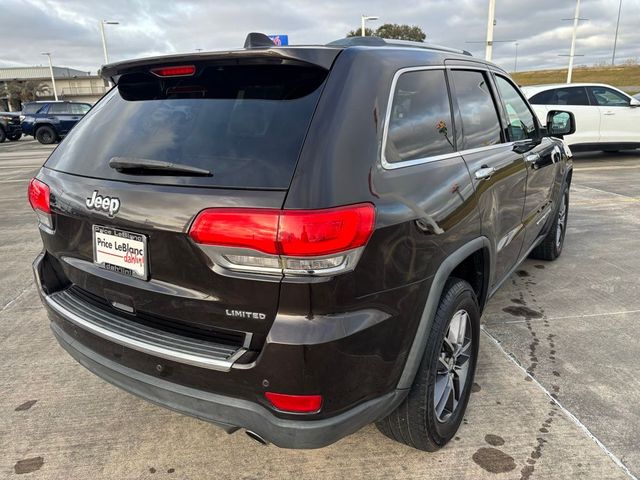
30,33 -> 575,451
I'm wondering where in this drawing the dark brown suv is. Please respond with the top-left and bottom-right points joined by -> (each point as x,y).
29,33 -> 575,450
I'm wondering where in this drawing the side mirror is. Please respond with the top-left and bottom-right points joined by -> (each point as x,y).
546,110 -> 576,139
630,98 -> 640,107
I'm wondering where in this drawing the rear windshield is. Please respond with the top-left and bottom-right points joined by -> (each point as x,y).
45,63 -> 328,189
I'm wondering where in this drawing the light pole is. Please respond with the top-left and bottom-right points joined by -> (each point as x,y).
41,53 -> 58,101
612,0 -> 623,65
514,42 -> 519,72
567,0 -> 581,83
485,0 -> 496,61
100,20 -> 119,65
361,15 -> 379,36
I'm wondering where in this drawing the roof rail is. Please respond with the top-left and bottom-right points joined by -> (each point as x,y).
327,37 -> 472,56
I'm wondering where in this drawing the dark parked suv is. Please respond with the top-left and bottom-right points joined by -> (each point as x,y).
0,111 -> 22,142
29,34 -> 575,450
21,100 -> 91,144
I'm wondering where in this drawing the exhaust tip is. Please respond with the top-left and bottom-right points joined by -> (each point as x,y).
245,430 -> 269,446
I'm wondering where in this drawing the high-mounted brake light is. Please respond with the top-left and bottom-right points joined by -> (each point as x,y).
150,65 -> 196,77
264,392 -> 323,413
189,204 -> 375,276
28,178 -> 53,230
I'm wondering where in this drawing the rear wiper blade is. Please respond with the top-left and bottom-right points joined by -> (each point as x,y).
109,157 -> 212,176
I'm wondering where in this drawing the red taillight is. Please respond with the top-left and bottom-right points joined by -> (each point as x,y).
188,204 -> 375,257
150,65 -> 196,77
264,392 -> 323,413
189,208 -> 280,254
278,204 -> 375,256
28,178 -> 50,214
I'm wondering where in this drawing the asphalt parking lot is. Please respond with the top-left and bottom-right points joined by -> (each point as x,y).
1,137 -> 639,479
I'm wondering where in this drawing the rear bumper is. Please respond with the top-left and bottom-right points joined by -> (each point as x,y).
34,252 -> 411,448
51,320 -> 404,448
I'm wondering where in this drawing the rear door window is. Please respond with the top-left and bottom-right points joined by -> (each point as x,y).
44,63 -> 328,189
450,70 -> 502,150
384,69 -> 455,163
530,87 -> 589,106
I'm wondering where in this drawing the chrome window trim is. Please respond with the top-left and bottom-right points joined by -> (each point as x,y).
381,64 -> 514,170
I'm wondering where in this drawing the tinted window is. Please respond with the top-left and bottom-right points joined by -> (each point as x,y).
384,70 -> 454,163
48,103 -> 71,114
45,64 -> 328,189
530,87 -> 589,106
590,86 -> 629,107
495,76 -> 537,141
528,90 -> 552,105
450,70 -> 502,150
71,103 -> 91,115
22,103 -> 46,114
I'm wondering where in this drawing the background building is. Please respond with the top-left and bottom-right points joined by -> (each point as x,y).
0,65 -> 107,111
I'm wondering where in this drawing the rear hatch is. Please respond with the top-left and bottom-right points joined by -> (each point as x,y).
39,52 -> 337,351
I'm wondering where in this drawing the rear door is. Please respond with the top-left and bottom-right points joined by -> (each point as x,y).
528,86 -> 599,145
47,103 -> 76,134
40,60 -> 330,345
588,85 -> 640,144
493,74 -> 560,249
449,68 -> 527,288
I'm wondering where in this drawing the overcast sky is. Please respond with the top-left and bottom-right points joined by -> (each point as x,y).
1,0 -> 638,74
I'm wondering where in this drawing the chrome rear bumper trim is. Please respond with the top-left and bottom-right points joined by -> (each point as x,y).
45,288 -> 246,371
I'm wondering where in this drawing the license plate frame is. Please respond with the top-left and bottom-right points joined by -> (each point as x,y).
92,225 -> 148,280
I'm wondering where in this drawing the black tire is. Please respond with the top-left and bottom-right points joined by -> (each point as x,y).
7,132 -> 22,141
35,126 -> 57,144
0,128 -> 6,143
529,183 -> 569,261
376,278 -> 480,451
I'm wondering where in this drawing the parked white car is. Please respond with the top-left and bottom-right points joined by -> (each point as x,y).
522,83 -> 640,152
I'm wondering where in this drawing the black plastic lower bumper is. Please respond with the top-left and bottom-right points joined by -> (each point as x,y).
4,124 -> 21,137
51,321 -> 406,448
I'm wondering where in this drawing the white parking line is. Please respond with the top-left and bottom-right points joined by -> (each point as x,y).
485,309 -> 640,325
482,327 -> 639,480
575,165 -> 640,172
0,166 -> 40,169
0,179 -> 30,184
574,184 -> 638,200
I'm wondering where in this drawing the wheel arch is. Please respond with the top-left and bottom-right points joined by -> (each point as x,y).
396,236 -> 491,390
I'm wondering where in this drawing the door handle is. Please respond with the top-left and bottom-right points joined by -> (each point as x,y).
603,112 -> 615,116
525,153 -> 540,163
475,166 -> 496,180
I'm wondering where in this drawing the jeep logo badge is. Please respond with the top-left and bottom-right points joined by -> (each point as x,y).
86,190 -> 120,217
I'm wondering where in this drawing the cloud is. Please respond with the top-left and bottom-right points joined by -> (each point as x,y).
0,0 -> 638,73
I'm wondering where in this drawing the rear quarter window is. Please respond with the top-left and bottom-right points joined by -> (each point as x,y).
44,63 -> 328,189
384,69 -> 455,164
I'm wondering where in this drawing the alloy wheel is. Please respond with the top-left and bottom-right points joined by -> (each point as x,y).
556,194 -> 567,248
434,309 -> 472,422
